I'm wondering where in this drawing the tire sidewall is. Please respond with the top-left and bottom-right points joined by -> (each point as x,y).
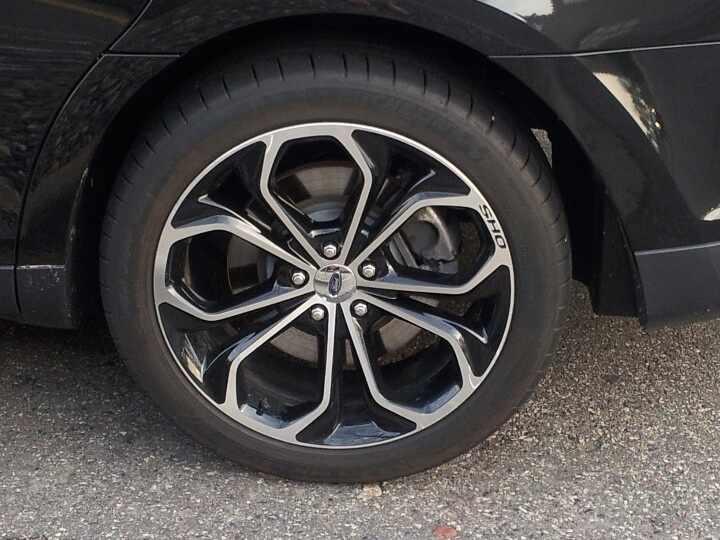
104,70 -> 566,481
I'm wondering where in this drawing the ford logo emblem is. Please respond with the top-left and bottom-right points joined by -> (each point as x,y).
328,270 -> 342,297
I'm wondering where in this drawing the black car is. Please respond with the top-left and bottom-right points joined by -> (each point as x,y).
3,0 -> 720,482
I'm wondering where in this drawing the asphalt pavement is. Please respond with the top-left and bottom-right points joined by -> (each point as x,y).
1,285 -> 719,539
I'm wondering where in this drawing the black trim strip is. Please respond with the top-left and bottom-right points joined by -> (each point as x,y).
0,265 -> 18,319
635,242 -> 720,329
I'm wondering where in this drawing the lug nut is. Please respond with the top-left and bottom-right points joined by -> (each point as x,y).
322,242 -> 338,259
291,270 -> 307,287
311,306 -> 326,321
353,302 -> 368,318
360,262 -> 377,279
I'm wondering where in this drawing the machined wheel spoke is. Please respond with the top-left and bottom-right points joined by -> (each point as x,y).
330,130 -> 380,264
257,125 -> 375,266
350,190 -> 476,268
341,303 -> 433,429
271,304 -> 340,440
157,281 -> 312,323
155,122 -> 515,450
160,211 -> 314,274
358,246 -> 511,295
316,127 -> 375,264
214,298 -> 317,410
217,302 -> 341,442
356,291 -> 487,390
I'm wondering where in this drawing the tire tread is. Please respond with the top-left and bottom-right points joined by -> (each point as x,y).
100,44 -> 571,483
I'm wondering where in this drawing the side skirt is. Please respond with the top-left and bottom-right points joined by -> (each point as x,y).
636,241 -> 720,329
0,265 -> 19,321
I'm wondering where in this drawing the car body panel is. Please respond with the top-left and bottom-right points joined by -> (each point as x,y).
0,265 -> 15,318
636,242 -> 720,329
0,0 -> 148,318
493,44 -> 720,250
15,54 -> 175,326
113,0 -> 720,55
0,0 -> 145,262
3,0 -> 720,328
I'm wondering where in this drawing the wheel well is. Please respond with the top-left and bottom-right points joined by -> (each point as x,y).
82,14 -> 638,322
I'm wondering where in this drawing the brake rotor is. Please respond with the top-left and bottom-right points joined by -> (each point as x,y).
225,161 -> 461,366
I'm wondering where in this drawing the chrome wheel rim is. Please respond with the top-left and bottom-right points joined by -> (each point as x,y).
153,123 -> 514,448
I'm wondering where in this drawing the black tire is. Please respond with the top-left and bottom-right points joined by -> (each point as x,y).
100,43 -> 570,482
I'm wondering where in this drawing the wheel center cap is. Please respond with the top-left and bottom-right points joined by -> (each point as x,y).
313,264 -> 357,303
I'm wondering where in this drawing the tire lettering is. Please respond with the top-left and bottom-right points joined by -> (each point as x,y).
481,205 -> 507,249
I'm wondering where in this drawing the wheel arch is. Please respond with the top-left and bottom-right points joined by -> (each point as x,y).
17,13 -> 639,328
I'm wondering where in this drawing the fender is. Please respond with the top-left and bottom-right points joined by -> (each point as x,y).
16,0 -> 720,327
113,0 -> 720,55
108,0 -> 720,247
0,0 -> 149,321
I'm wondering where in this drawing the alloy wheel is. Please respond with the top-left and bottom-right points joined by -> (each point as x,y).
153,123 -> 514,448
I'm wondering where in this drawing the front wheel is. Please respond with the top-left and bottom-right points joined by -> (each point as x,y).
100,46 -> 570,482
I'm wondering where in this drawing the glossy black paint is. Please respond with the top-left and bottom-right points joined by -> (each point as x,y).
583,44 -> 720,223
3,0 -> 720,329
18,53 -> 175,268
493,45 -> 720,251
113,0 -> 720,55
16,53 -> 175,326
0,0 -> 147,268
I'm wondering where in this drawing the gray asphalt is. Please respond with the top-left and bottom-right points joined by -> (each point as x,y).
1,284 -> 719,539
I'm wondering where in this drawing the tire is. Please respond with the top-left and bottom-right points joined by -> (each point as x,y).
100,43 -> 570,483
